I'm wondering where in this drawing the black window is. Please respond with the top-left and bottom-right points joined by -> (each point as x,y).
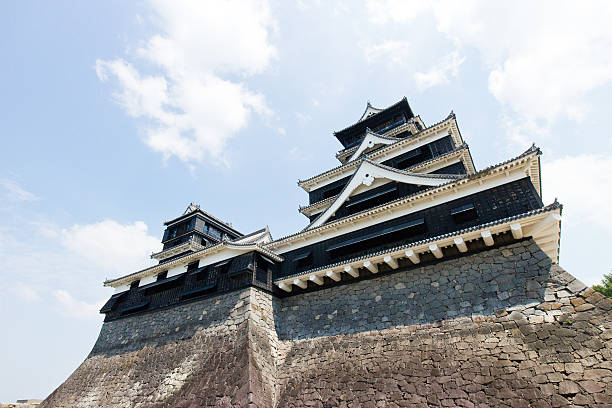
194,266 -> 209,282
256,257 -> 272,284
169,227 -> 177,238
323,184 -> 345,199
156,271 -> 168,281
187,261 -> 199,272
207,225 -> 222,239
395,148 -> 427,169
327,218 -> 426,260
451,203 -> 478,224
130,280 -> 140,289
215,260 -> 231,275
345,184 -> 398,215
294,252 -> 313,272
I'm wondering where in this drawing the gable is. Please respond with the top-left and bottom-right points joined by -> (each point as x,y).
358,104 -> 384,122
347,130 -> 399,162
307,160 -> 458,229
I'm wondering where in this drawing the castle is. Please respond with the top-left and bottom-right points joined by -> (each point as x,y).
41,98 -> 611,407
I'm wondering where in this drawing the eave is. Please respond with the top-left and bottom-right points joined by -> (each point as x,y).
151,239 -> 205,261
275,202 -> 562,293
299,115 -> 466,192
334,97 -> 414,142
104,242 -> 283,289
232,226 -> 273,244
269,145 -> 542,253
299,144 -> 474,218
335,120 -> 421,163
346,129 -> 401,162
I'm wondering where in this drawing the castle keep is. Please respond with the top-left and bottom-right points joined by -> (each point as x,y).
42,98 -> 611,407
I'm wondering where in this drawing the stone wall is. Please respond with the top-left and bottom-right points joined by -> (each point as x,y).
41,289 -> 272,408
41,239 -> 612,407
272,240 -> 612,407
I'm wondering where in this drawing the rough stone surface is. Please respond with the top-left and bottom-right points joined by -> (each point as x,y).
41,240 -> 612,407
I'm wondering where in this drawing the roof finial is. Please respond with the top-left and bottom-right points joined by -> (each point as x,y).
367,100 -> 372,107
183,202 -> 200,215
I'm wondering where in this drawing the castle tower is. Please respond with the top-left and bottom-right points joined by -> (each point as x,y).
41,99 -> 611,408
154,202 -> 244,263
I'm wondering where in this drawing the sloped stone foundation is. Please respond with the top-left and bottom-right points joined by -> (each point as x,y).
41,240 -> 612,407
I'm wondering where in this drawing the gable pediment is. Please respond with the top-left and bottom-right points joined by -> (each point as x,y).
347,129 -> 399,162
306,160 -> 458,230
358,102 -> 384,122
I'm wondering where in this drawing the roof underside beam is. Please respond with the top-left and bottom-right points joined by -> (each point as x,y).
274,208 -> 561,293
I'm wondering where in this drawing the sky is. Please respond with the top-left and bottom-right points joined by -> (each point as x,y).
1,0 -> 612,402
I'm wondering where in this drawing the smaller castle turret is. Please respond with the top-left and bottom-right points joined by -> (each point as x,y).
153,203 -> 244,263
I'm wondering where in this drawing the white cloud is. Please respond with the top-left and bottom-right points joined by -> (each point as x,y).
0,179 -> 39,202
364,40 -> 412,68
61,220 -> 161,274
414,50 -> 465,90
542,154 -> 612,231
0,217 -> 160,320
295,112 -> 312,123
9,282 -> 40,302
96,0 -> 277,163
367,1 -> 612,141
365,0 -> 429,24
53,289 -> 103,320
432,1 -> 612,124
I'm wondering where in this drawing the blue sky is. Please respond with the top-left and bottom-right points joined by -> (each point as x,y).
2,0 -> 612,402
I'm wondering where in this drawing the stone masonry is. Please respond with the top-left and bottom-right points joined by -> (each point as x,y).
41,240 -> 612,407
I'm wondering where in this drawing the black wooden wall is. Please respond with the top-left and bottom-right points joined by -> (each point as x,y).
101,252 -> 277,322
279,178 -> 543,280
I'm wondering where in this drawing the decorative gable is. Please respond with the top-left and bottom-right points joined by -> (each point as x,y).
307,160 -> 458,229
358,102 -> 384,122
346,129 -> 399,162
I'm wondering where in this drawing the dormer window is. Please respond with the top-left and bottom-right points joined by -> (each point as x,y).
156,271 -> 168,281
130,280 -> 140,289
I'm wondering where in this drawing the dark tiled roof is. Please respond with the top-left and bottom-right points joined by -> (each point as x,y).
275,200 -> 562,282
367,159 -> 463,180
299,143 -> 471,214
301,113 -> 459,186
274,144 -> 542,243
164,207 -> 243,236
409,142 -> 469,170
104,240 -> 282,286
303,159 -> 462,230
333,97 -> 410,135
336,128 -> 407,159
232,226 -> 268,241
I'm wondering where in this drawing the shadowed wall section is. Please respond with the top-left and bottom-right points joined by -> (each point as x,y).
41,289 -> 275,408
41,240 -> 612,407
